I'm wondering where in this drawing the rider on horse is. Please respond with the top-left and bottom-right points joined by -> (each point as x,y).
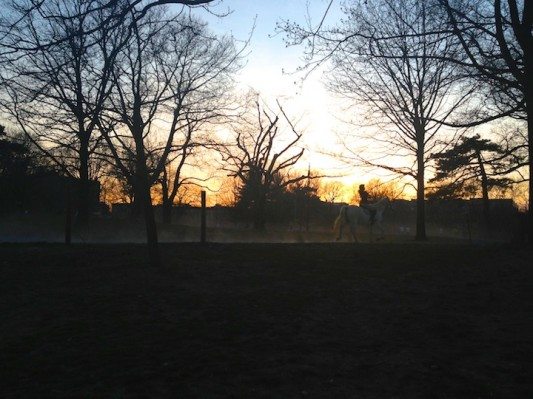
358,184 -> 376,224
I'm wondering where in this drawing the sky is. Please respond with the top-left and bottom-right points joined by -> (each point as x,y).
188,1 -> 366,188
192,2 -> 527,201
0,0 -> 524,206
185,1 -> 522,203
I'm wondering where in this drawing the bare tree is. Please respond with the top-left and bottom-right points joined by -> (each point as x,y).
318,180 -> 345,203
0,0 -> 127,224
282,0 -> 472,240
219,98 -> 307,230
0,0 -> 217,57
212,176 -> 239,206
100,12 -> 241,265
437,0 -> 532,241
350,178 -> 406,204
100,174 -> 135,205
157,133 -> 198,224
155,78 -> 235,224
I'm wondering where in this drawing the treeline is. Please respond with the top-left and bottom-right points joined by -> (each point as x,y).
280,0 -> 531,241
0,125 -> 102,214
0,0 -> 311,265
0,0 -> 245,267
0,0 -> 531,265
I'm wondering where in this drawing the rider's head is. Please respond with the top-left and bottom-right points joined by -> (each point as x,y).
359,184 -> 365,191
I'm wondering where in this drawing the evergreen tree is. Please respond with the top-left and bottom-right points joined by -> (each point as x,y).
429,135 -> 518,226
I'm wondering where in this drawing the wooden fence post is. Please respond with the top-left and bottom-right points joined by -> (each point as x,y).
200,190 -> 206,244
65,184 -> 72,245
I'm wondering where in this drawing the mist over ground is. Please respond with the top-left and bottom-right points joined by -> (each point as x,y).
0,206 -> 522,244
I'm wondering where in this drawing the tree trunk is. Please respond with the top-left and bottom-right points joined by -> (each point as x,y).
142,183 -> 160,267
160,171 -> 172,224
415,151 -> 427,240
253,195 -> 266,231
65,182 -> 72,245
134,137 -> 160,267
162,199 -> 172,224
526,85 -> 533,245
77,138 -> 90,226
521,48 -> 532,244
476,148 -> 491,231
136,174 -> 160,267
130,198 -> 140,218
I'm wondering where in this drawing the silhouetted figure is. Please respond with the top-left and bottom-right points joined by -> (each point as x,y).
358,184 -> 376,224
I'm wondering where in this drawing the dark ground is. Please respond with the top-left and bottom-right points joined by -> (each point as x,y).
1,242 -> 532,398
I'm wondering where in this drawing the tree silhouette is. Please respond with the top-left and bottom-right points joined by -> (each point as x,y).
0,0 -> 216,56
429,134 -> 521,226
351,178 -> 405,205
318,180 -> 345,203
99,12 -> 240,266
0,0 -> 125,225
281,0 -> 470,240
438,0 -> 532,242
220,99 -> 307,230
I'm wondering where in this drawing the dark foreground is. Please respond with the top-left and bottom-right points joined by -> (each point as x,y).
1,242 -> 532,398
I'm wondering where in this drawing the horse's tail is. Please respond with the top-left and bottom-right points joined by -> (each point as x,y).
333,206 -> 347,238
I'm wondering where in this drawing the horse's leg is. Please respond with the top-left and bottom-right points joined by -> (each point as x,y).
333,213 -> 342,241
350,222 -> 358,242
338,222 -> 344,241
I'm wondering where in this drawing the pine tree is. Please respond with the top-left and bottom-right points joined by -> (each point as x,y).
429,135 -> 516,227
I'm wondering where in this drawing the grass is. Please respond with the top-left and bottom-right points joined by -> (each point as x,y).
1,242 -> 532,398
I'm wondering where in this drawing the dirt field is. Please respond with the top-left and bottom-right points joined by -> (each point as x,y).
1,242 -> 532,398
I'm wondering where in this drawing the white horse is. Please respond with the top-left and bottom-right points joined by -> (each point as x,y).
333,197 -> 389,242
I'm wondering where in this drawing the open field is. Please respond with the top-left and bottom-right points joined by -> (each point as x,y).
1,242 -> 532,398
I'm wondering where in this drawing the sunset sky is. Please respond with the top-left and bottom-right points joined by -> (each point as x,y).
161,1 -> 523,206
191,1 -> 373,193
